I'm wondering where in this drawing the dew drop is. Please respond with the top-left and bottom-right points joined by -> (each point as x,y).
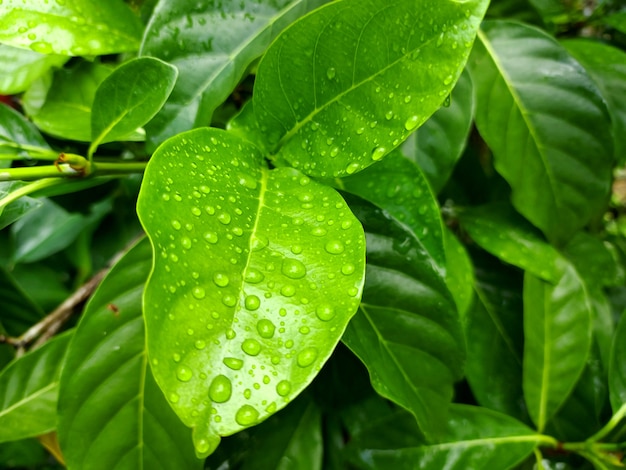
195,340 -> 206,350
276,380 -> 292,397
299,326 -> 310,335
222,295 -> 237,307
218,212 -> 231,225
171,220 -> 182,230
191,206 -> 202,216
242,338 -> 261,356
213,273 -> 229,287
326,67 -> 336,79
176,365 -> 193,382
169,392 -> 180,403
251,235 -> 269,251
256,319 -> 275,339
235,405 -> 259,425
311,227 -> 327,237
341,220 -> 353,230
297,347 -> 318,367
316,305 -> 335,321
281,285 -> 295,297
209,375 -> 232,403
443,74 -> 453,85
346,162 -> 360,174
223,357 -> 244,370
330,146 -> 339,158
204,231 -> 218,244
404,115 -> 419,131
404,95 -> 412,103
245,268 -> 264,284
245,295 -> 261,311
281,258 -> 307,279
226,328 -> 236,339
372,147 -> 386,161
342,263 -> 356,275
192,287 -> 206,299
385,110 -> 393,120
325,240 -> 345,254
181,237 -> 192,249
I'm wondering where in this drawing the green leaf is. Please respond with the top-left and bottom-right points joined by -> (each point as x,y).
137,128 -> 365,457
0,182 -> 42,230
0,102 -> 52,160
348,405 -> 539,470
562,232 -> 621,290
401,69 -> 475,193
11,198 -> 86,264
336,150 -> 446,273
58,239 -> 200,470
523,265 -> 593,432
0,331 -> 72,443
0,0 -> 142,56
469,21 -> 613,245
253,0 -> 489,178
139,0 -> 328,149
563,39 -> 626,165
603,11 -> 626,34
0,44 -> 67,95
460,203 -> 564,282
26,61 -> 113,142
342,200 -> 463,440
90,57 -> 177,154
609,311 -> 626,413
0,264 -> 44,336
443,228 -> 474,321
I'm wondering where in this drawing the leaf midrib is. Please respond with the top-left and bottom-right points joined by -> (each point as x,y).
0,382 -> 56,421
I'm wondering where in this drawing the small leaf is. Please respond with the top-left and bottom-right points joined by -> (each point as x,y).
0,0 -> 142,56
139,0 -> 329,149
137,128 -> 365,456
0,102 -> 52,159
0,182 -> 43,230
347,405 -> 539,470
253,0 -> 489,177
342,201 -> 463,440
0,44 -> 67,95
0,331 -> 72,443
523,265 -> 593,431
609,310 -> 626,413
401,69 -> 475,193
58,239 -> 200,470
90,57 -> 177,154
469,21 -> 613,245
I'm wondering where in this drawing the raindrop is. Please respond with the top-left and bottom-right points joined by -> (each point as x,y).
213,273 -> 229,287
222,295 -> 237,307
281,285 -> 295,297
404,115 -> 419,131
404,95 -> 412,103
325,240 -> 345,254
251,235 -> 269,251
316,305 -> 335,321
195,340 -> 206,350
311,227 -> 327,237
341,220 -> 353,230
181,237 -> 192,249
297,348 -> 318,367
326,67 -> 336,79
291,244 -> 303,255
385,110 -> 393,120
372,147 -> 386,161
345,162 -> 360,174
245,295 -> 261,311
235,405 -> 259,426
176,365 -> 193,382
436,33 -> 444,47
443,75 -> 453,85
204,231 -> 218,244
226,328 -> 236,339
169,392 -> 180,403
192,287 -> 206,299
223,357 -> 244,370
218,212 -> 231,225
256,319 -> 275,338
245,268 -> 264,284
242,338 -> 261,356
299,326 -> 310,335
171,220 -> 182,230
276,380 -> 292,396
342,263 -> 356,275
191,207 -> 202,216
281,258 -> 307,279
209,375 -> 232,403
330,147 -> 339,158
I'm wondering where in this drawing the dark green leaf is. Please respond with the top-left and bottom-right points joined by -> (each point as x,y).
140,0 -> 328,149
0,264 -> 44,336
58,239 -> 201,470
0,331 -> 72,443
253,0 -> 489,177
563,232 -> 621,289
443,228 -> 474,321
563,39 -> 626,165
604,11 -> 626,34
609,310 -> 626,413
0,102 -> 52,160
401,69 -> 475,193
0,44 -> 67,95
137,128 -> 365,456
0,0 -> 142,56
0,182 -> 42,230
342,201 -> 463,440
469,21 -> 613,245
348,405 -> 539,470
90,57 -> 177,152
523,265 -> 593,431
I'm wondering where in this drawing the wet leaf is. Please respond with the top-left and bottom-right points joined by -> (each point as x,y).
137,128 -> 365,457
0,44 -> 67,95
253,0 -> 489,177
140,0 -> 328,149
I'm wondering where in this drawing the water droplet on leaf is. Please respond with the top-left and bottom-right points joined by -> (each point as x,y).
209,375 -> 232,403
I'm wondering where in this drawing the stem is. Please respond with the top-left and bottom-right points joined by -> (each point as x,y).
588,404 -> 626,443
0,178 -> 66,212
0,163 -> 81,181
93,161 -> 148,174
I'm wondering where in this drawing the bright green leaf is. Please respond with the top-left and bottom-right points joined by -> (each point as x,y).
469,21 -> 613,245
336,150 -> 446,273
137,128 -> 365,457
401,69 -> 475,193
523,265 -> 593,431
253,0 -> 489,178
348,405 -> 540,470
58,239 -> 201,470
0,0 -> 142,56
563,39 -> 626,165
342,201 -> 463,440
139,0 -> 328,149
0,331 -> 72,443
0,44 -> 67,95
90,57 -> 177,154
609,311 -> 626,413
443,228 -> 474,321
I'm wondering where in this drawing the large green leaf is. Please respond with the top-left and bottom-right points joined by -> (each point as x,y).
0,0 -> 142,56
563,39 -> 626,165
0,331 -> 72,443
443,228 -> 474,321
468,20 -> 613,245
401,69 -> 475,193
336,150 -> 446,273
139,0 -> 328,149
0,45 -> 67,95
253,0 -> 488,178
137,128 -> 365,456
90,57 -> 178,153
347,405 -> 539,470
609,311 -> 626,413
57,239 -> 200,470
342,200 -> 463,440
523,266 -> 593,432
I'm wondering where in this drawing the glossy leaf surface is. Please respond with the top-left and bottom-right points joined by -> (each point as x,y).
0,182 -> 42,231
342,201 -> 463,440
469,21 -> 613,244
137,128 -> 365,456
253,0 -> 489,178
0,0 -> 142,56
609,311 -> 626,413
58,239 -> 200,470
90,57 -> 177,151
0,103 -> 52,159
0,331 -> 72,443
348,405 -> 539,469
443,229 -> 474,321
0,45 -> 67,95
523,266 -> 593,431
140,0 -> 327,149
401,69 -> 474,193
